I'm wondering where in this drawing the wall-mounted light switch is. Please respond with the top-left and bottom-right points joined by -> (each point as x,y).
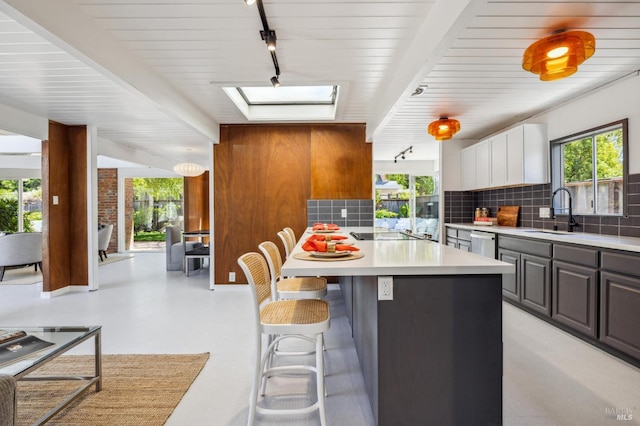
341,208 -> 347,218
539,207 -> 551,218
52,196 -> 59,205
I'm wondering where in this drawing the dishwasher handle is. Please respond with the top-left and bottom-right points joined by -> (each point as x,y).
470,232 -> 495,240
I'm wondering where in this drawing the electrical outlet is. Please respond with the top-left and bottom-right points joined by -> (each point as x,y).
378,276 -> 393,300
229,272 -> 236,282
539,207 -> 551,218
341,208 -> 347,218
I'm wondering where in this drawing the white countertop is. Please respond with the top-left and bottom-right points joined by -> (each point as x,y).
281,227 -> 514,277
445,223 -> 640,253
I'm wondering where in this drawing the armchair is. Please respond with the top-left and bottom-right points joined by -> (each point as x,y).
98,224 -> 114,261
165,225 -> 201,272
0,232 -> 43,281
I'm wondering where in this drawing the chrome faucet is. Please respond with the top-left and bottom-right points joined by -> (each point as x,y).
551,187 -> 580,232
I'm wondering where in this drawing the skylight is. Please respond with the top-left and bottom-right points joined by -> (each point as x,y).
238,85 -> 337,105
223,85 -> 340,121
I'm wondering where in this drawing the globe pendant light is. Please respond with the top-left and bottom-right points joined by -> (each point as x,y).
522,30 -> 595,81
173,162 -> 205,177
428,117 -> 460,141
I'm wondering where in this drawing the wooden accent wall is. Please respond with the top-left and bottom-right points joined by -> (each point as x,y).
42,122 -> 89,292
215,124 -> 371,284
311,125 -> 372,198
184,171 -> 210,234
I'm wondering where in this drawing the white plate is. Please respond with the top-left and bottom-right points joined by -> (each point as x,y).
309,251 -> 352,258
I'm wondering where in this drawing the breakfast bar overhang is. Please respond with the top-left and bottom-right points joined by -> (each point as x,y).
282,231 -> 514,426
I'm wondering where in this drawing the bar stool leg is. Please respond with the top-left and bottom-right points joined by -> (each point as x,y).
316,332 -> 327,426
248,331 -> 261,426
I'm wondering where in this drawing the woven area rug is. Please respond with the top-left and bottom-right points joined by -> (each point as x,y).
17,353 -> 209,425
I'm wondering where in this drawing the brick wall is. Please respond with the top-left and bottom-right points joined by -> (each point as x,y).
97,168 -> 118,253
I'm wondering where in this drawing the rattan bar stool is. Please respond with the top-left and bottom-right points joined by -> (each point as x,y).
258,241 -> 327,300
238,252 -> 329,426
277,230 -> 294,258
283,227 -> 296,247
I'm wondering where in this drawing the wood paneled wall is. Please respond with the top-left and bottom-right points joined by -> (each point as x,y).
214,124 -> 371,284
184,171 -> 209,234
42,121 -> 89,292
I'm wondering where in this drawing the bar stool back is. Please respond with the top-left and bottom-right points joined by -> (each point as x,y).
277,230 -> 294,258
258,241 -> 327,300
238,252 -> 329,426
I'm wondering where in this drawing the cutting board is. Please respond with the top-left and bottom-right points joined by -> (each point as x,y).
497,206 -> 520,227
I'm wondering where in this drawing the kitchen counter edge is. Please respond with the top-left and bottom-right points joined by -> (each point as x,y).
445,223 -> 640,253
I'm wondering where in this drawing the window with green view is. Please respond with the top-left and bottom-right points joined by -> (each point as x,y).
551,119 -> 627,216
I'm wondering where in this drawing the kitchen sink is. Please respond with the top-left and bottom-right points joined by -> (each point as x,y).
522,229 -> 582,237
522,230 -> 576,236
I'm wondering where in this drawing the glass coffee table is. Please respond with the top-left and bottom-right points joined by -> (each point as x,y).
0,326 -> 101,425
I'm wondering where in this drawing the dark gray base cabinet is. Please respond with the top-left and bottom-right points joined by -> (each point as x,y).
351,274 -> 503,425
498,248 -> 519,302
600,271 -> 640,359
552,260 -> 598,338
520,254 -> 551,316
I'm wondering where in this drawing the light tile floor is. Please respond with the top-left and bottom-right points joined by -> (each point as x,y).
0,252 -> 638,425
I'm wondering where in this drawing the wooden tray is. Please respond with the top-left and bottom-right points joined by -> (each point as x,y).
497,206 -> 519,227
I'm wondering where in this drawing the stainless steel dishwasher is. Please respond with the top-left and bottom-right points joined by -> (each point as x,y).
470,231 -> 497,259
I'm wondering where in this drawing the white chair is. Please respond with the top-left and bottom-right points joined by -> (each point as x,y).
238,252 -> 329,426
98,224 -> 114,261
277,230 -> 294,258
258,241 -> 327,300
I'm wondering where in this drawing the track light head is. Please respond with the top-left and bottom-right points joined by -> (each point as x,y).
270,76 -> 280,88
244,0 -> 256,5
261,30 -> 277,52
394,158 -> 397,163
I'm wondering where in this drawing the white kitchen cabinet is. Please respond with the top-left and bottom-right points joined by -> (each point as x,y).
475,139 -> 490,189
460,145 -> 476,191
489,133 -> 507,187
462,124 -> 548,190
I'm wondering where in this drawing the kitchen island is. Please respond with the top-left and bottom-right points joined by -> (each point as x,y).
282,229 -> 514,426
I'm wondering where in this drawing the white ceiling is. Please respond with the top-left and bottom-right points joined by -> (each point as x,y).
0,0 -> 638,168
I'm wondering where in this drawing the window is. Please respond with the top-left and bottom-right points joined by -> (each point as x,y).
551,119 -> 627,216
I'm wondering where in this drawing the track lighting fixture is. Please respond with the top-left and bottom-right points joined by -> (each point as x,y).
394,146 -> 413,163
261,30 -> 277,51
247,0 -> 283,87
244,0 -> 256,5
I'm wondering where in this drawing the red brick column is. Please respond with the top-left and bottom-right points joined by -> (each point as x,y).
97,168 -> 118,253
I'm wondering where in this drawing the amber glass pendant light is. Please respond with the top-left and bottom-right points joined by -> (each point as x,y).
522,30 -> 595,81
428,117 -> 460,141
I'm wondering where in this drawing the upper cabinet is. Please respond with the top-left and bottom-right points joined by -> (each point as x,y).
462,124 -> 548,191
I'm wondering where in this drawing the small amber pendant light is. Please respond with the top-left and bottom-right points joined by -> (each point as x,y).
522,30 -> 595,81
428,117 -> 460,141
